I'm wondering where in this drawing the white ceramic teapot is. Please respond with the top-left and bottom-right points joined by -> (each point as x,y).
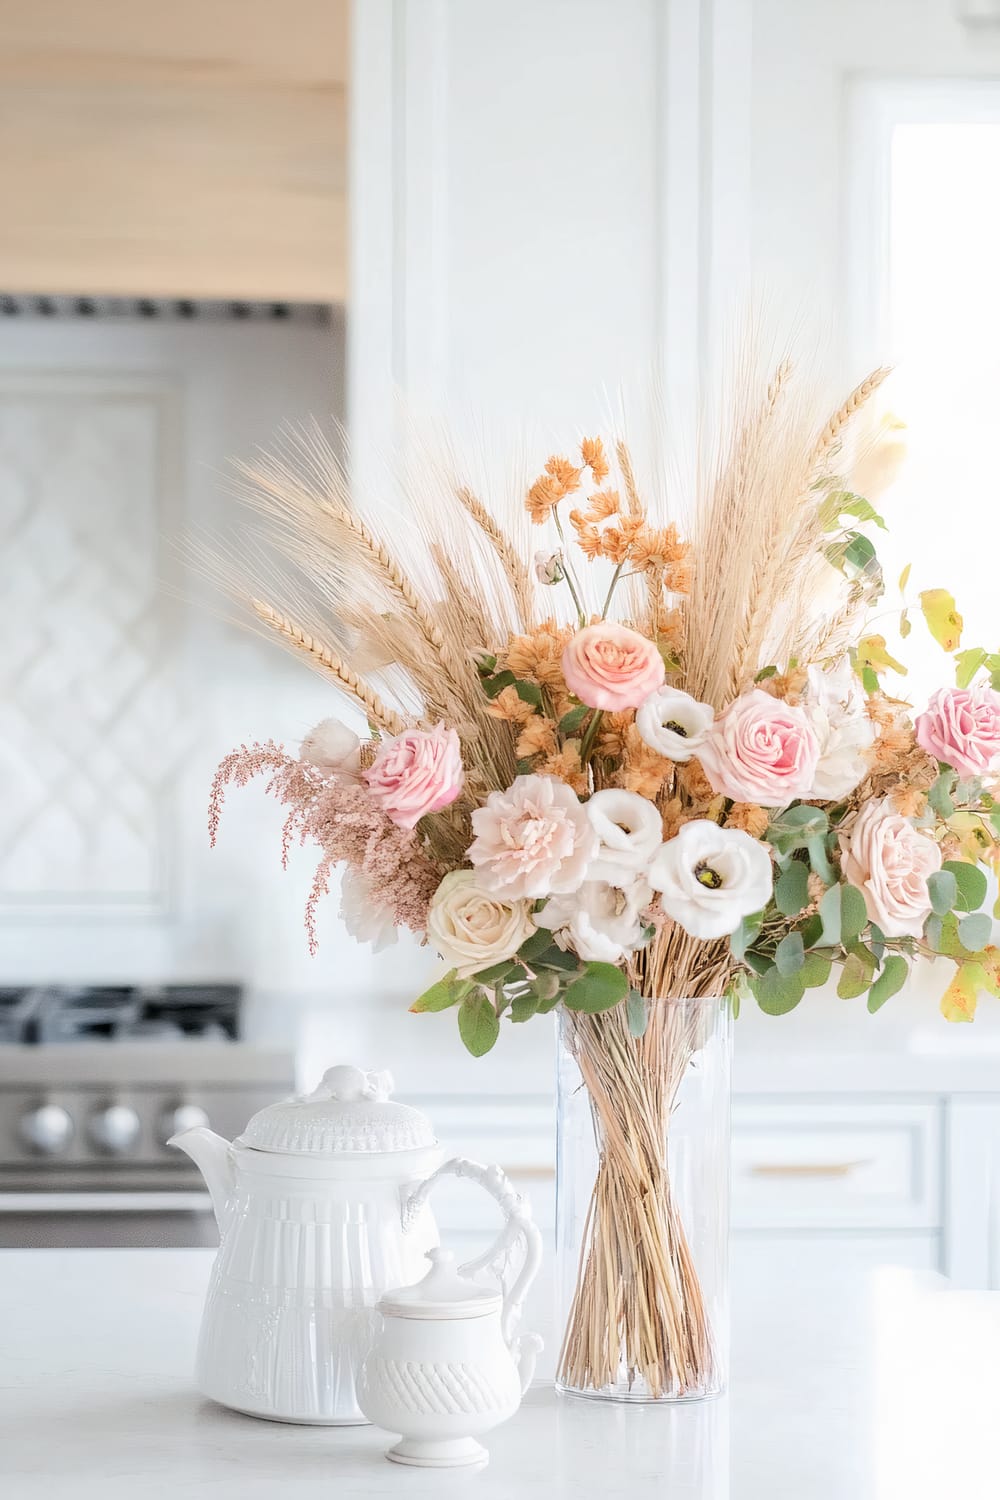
169,1063 -> 514,1425
357,1158 -> 543,1469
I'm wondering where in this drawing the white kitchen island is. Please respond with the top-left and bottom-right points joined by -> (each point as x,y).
3,1248 -> 1000,1498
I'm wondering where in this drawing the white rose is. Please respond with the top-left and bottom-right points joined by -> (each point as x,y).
541,878 -> 652,964
648,820 -> 773,940
804,663 -> 875,801
586,789 -> 663,882
339,869 -> 398,953
534,549 -> 565,585
300,717 -> 362,781
427,871 -> 536,978
636,686 -> 715,762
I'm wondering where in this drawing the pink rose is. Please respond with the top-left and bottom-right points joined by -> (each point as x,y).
698,689 -> 820,806
364,723 -> 464,829
562,623 -> 665,712
915,686 -> 1000,780
468,773 -> 598,900
839,798 -> 942,939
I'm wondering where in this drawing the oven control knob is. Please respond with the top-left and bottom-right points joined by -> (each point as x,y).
88,1103 -> 142,1155
160,1103 -> 209,1144
19,1103 -> 74,1156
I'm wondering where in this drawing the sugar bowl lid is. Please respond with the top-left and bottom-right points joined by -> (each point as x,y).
379,1248 -> 502,1320
237,1064 -> 436,1156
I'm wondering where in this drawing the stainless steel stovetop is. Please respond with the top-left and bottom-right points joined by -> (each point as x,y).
0,985 -> 294,1247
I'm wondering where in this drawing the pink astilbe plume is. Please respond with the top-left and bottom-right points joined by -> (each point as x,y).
209,742 -> 442,955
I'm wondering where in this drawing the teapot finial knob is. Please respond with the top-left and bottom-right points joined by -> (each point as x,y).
319,1064 -> 368,1101
425,1247 -> 455,1270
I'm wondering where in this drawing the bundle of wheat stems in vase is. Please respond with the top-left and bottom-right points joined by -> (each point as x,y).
206,354 -> 1000,1401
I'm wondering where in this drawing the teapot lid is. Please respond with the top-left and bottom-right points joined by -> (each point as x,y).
237,1064 -> 436,1156
378,1248 -> 502,1320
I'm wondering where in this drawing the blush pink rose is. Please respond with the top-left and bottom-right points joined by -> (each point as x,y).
839,798 -> 942,939
468,773 -> 598,900
697,688 -> 820,806
562,623 -> 665,712
364,723 -> 463,829
915,685 -> 1000,780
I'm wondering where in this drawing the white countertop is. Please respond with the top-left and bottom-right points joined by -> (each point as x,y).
4,1248 -> 1000,1498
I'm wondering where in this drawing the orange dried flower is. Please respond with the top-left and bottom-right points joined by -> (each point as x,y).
539,743 -> 588,795
516,717 -> 558,759
677,757 -> 716,806
486,685 -> 535,725
581,436 -> 609,485
573,521 -> 604,560
526,475 -> 562,524
661,797 -> 685,842
504,620 -> 574,690
621,724 -> 670,799
725,803 -> 770,839
758,667 -> 808,703
544,455 -> 583,496
891,784 -> 928,818
584,488 -> 621,523
595,710 -> 632,759
630,523 -> 686,572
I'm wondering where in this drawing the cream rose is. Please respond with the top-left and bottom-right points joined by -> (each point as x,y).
647,820 -> 773,940
838,798 -> 942,939
697,688 -> 820,806
426,871 -> 536,978
469,774 -> 597,900
635,686 -> 715,763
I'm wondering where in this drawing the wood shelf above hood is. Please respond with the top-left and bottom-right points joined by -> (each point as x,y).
0,0 -> 347,303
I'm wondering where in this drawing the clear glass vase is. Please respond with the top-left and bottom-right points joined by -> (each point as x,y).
555,995 -> 732,1403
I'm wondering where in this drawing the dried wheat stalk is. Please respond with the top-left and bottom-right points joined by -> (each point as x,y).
250,599 -> 408,735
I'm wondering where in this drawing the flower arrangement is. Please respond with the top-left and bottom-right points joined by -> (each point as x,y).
208,361 -> 1000,1400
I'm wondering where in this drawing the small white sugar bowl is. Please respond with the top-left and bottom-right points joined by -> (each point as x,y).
357,1159 -> 543,1469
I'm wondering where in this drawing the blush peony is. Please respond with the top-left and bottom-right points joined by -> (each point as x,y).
697,688 -> 820,806
647,820 -> 773,940
426,871 -> 535,978
838,798 -> 942,939
469,774 -> 597,900
562,623 -> 666,712
915,685 -> 1000,780
364,723 -> 464,830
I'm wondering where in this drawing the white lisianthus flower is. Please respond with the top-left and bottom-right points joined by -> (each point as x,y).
648,821 -> 773,940
586,789 -> 663,883
804,662 -> 875,801
635,686 -> 715,763
541,878 -> 653,965
427,870 -> 536,978
339,869 -> 398,952
299,718 -> 362,781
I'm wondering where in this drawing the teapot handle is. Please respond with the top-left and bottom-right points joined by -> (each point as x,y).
402,1156 -> 543,1393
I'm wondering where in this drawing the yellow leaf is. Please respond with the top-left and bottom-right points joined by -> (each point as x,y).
978,948 -> 1000,1000
920,589 -> 963,652
899,563 -> 911,594
940,962 -> 980,1022
858,633 -> 907,677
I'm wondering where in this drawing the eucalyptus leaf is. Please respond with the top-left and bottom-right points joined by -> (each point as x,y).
774,931 -> 805,977
958,913 -> 993,952
928,770 -> 957,819
626,990 -> 649,1038
927,870 -> 958,917
750,966 -> 805,1016
867,955 -> 908,1013
800,952 -> 833,989
774,861 -> 810,918
806,835 -> 836,885
942,860 -> 988,914
457,992 -> 500,1056
563,962 -> 629,1014
840,884 -> 869,946
818,884 -> 842,947
837,948 -> 877,1000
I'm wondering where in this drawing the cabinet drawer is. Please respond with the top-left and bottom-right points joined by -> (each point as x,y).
732,1099 -> 942,1231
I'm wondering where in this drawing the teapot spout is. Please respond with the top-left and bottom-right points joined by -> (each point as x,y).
168,1126 -> 235,1233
